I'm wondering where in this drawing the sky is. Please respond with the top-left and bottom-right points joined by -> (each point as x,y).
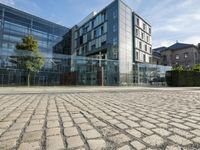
0,0 -> 200,48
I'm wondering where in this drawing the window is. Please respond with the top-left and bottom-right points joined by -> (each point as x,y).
91,21 -> 94,28
136,51 -> 139,60
149,27 -> 151,34
113,11 -> 117,19
143,54 -> 146,62
136,28 -> 139,36
101,12 -> 106,22
145,45 -> 147,51
104,22 -> 107,33
101,26 -> 104,34
195,53 -> 198,59
136,18 -> 140,26
91,44 -> 95,50
141,32 -> 144,39
139,42 -> 142,49
94,28 -> 101,38
113,37 -> 118,46
74,31 -> 78,39
149,47 -> 152,53
184,53 -> 188,59
146,36 -> 149,42
101,41 -> 106,46
143,23 -> 146,30
175,54 -> 179,60
113,24 -> 117,32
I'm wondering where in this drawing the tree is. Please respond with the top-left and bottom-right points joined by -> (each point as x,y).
192,64 -> 200,72
14,35 -> 44,86
172,65 -> 184,72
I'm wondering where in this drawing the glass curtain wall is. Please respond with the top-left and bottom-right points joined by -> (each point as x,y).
0,5 -> 68,68
0,52 -> 171,86
118,1 -> 133,85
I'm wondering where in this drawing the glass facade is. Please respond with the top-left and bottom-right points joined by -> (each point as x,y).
0,53 -> 171,86
133,63 -> 172,86
118,1 -> 133,84
0,1 -> 172,86
0,3 -> 68,59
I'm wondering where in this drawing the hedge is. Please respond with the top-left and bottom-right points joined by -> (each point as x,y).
166,71 -> 200,87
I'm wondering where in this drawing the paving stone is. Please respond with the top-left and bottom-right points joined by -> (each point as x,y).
190,129 -> 200,136
130,141 -> 146,150
156,123 -> 169,129
116,123 -> 129,129
9,122 -> 26,131
107,119 -> 120,124
79,123 -> 94,131
184,122 -> 200,129
168,135 -> 192,145
0,130 -> 21,140
46,128 -> 60,137
16,117 -> 30,123
18,141 -> 40,150
0,128 -> 4,135
153,128 -> 171,136
143,134 -> 164,146
117,145 -> 131,150
109,134 -> 131,144
101,127 -> 119,136
46,135 -> 65,150
136,127 -> 153,135
88,139 -> 106,150
126,129 -> 142,138
47,120 -> 60,128
140,121 -> 156,129
67,136 -> 84,148
22,131 -> 43,142
169,128 -> 194,138
29,119 -> 45,125
61,116 -> 71,122
0,121 -> 12,129
64,127 -> 79,137
143,117 -> 160,124
192,137 -> 200,143
157,118 -> 169,123
63,121 -> 73,128
74,118 -> 88,124
123,120 -> 140,127
170,122 -> 190,130
26,124 -> 43,132
93,121 -> 107,128
0,139 -> 18,149
82,129 -> 101,139
165,145 -> 181,150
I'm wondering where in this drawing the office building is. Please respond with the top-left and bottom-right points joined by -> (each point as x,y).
60,0 -> 152,85
0,0 -> 169,86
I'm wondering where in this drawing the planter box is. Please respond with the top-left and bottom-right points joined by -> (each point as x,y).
166,71 -> 200,87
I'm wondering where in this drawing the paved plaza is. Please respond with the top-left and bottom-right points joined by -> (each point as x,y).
0,87 -> 200,150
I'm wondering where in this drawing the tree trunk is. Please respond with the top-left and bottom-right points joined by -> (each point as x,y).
27,73 -> 30,87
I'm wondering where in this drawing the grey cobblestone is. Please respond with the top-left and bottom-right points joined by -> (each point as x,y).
0,88 -> 200,149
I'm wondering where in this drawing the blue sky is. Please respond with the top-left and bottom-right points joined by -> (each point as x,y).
1,0 -> 200,48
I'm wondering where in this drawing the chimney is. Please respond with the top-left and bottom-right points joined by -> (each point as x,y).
176,40 -> 179,43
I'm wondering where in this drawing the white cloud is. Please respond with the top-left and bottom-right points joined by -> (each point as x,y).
183,36 -> 200,45
153,25 -> 180,33
153,40 -> 175,48
0,0 -> 15,6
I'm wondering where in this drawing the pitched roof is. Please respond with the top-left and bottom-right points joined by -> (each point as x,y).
153,47 -> 167,53
168,42 -> 195,50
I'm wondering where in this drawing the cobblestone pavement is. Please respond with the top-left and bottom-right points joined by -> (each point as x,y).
0,88 -> 200,150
